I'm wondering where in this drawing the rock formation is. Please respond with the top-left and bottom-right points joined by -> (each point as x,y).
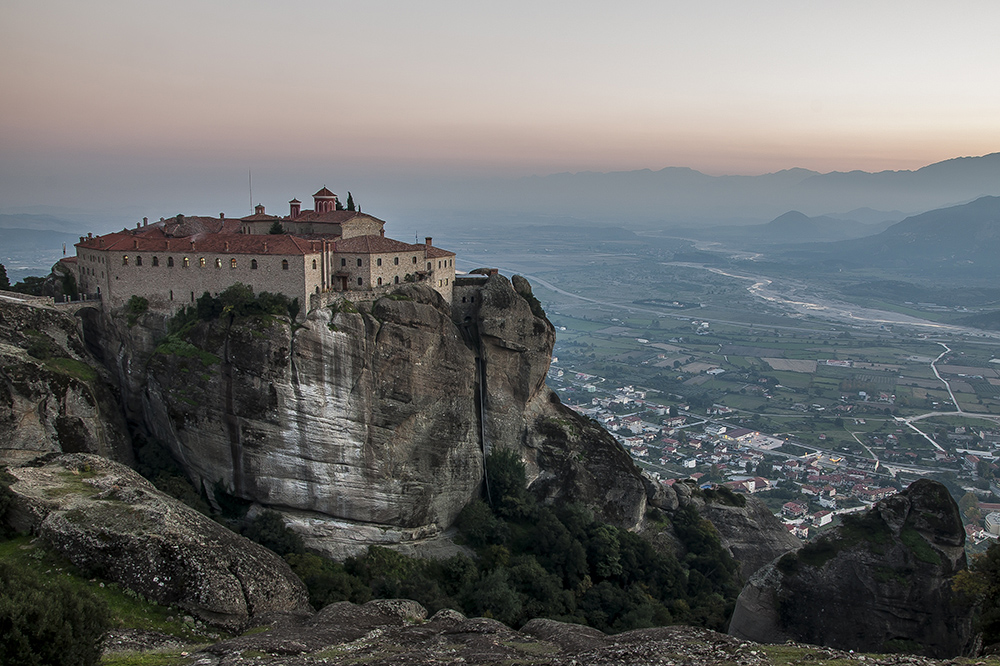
0,299 -> 131,466
3,453 -> 310,631
728,479 -> 974,657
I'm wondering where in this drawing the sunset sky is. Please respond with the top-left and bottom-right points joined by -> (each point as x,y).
1,0 -> 998,216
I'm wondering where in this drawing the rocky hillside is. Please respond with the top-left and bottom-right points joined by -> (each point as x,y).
0,297 -> 131,466
729,479 -> 974,657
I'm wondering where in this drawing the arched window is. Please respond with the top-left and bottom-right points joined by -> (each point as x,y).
282,259 -> 289,270
231,258 -> 237,269
122,255 -> 129,265
376,258 -> 382,267
135,256 -> 142,266
169,290 -> 173,300
394,275 -> 399,284
438,261 -> 442,269
357,258 -> 362,267
215,258 -> 222,268
199,257 -> 206,267
152,256 -> 159,266
412,256 -> 416,264
167,257 -> 174,267
377,277 -> 382,286
183,257 -> 190,267
357,277 -> 363,286
312,259 -> 317,269
427,262 -> 431,271
251,259 -> 258,269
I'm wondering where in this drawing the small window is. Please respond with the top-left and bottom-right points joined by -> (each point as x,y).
215,258 -> 222,269
357,258 -> 362,267
167,257 -> 174,267
394,257 -> 399,265
183,257 -> 190,267
169,290 -> 173,300
190,291 -> 194,301
231,258 -> 237,269
394,276 -> 399,284
282,259 -> 289,270
377,258 -> 382,267
412,256 -> 417,264
251,259 -> 258,269
123,255 -> 129,266
438,261 -> 442,269
135,256 -> 142,266
341,258 -> 346,267
199,257 -> 206,267
462,296 -> 467,303
152,256 -> 159,267
427,262 -> 431,271
312,259 -> 317,269
377,277 -> 382,286
470,296 -> 475,303
357,277 -> 363,286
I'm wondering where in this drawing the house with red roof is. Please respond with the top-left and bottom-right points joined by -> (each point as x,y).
70,187 -> 457,314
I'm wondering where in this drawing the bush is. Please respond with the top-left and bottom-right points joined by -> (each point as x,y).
243,511 -> 305,556
485,448 -> 531,518
0,560 -> 110,666
125,295 -> 148,327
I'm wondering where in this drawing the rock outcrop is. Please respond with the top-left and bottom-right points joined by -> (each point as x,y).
3,453 -> 310,631
728,479 -> 973,657
0,299 -> 131,466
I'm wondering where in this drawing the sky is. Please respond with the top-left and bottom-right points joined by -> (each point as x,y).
1,0 -> 999,217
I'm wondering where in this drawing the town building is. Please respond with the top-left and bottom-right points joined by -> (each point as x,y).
68,187 -> 457,315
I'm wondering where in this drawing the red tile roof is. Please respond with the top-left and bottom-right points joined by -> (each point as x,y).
425,244 -> 455,258
313,187 -> 337,198
333,235 -> 425,254
287,210 -> 385,225
76,228 -> 323,256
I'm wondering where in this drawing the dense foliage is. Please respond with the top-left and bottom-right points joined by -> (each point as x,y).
164,284 -> 300,334
0,559 -> 110,666
954,542 -> 1000,647
284,448 -> 740,633
0,262 -> 8,289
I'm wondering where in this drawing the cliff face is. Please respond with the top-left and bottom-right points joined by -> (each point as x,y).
82,276 -> 659,556
728,479 -> 973,657
0,300 -> 132,466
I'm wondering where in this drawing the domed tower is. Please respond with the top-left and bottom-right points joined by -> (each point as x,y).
313,187 -> 338,214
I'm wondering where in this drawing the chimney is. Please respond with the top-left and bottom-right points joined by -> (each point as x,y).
425,237 -> 432,246
88,232 -> 93,239
143,217 -> 148,226
220,213 -> 225,219
380,228 -> 385,237
136,222 -> 141,229
79,236 -> 85,243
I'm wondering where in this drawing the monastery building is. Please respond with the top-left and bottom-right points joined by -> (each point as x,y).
70,187 -> 456,315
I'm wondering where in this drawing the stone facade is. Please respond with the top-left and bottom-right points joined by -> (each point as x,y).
71,187 -> 456,316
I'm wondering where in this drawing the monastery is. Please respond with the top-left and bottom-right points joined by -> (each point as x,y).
68,187 -> 457,315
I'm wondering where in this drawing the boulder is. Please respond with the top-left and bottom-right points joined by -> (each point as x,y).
3,453 -> 310,631
728,479 -> 974,657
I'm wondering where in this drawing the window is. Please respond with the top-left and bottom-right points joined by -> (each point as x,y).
231,258 -> 237,269
135,256 -> 142,266
282,259 -> 289,270
341,258 -> 346,267
357,258 -> 362,267
167,257 -> 174,267
394,276 -> 399,284
182,257 -> 189,267
462,297 -> 466,303
199,257 -> 206,268
376,258 -> 382,267
394,257 -> 399,265
152,256 -> 159,267
438,261 -> 442,269
215,258 -> 222,269
251,259 -> 258,269
312,259 -> 317,269
412,256 -> 417,264
427,262 -> 431,271
123,255 -> 129,265
377,277 -> 382,286
169,290 -> 173,300
190,291 -> 194,301
357,277 -> 363,286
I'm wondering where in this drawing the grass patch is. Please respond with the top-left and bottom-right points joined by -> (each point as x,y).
43,357 -> 99,382
153,336 -> 221,367
102,652 -> 197,666
899,527 -> 941,565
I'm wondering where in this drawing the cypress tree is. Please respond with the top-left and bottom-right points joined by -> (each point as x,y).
0,263 -> 8,289
346,192 -> 355,211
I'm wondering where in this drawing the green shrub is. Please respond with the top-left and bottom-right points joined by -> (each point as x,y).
125,295 -> 148,327
243,511 -> 305,556
0,559 -> 110,666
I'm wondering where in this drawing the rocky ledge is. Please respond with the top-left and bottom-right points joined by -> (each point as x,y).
3,453 -> 310,631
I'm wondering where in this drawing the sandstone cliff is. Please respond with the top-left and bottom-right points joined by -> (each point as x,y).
0,299 -> 131,466
3,453 -> 310,631
728,479 -> 973,657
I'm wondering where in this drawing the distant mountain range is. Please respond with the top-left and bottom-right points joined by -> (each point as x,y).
427,152 -> 1000,227
780,195 -> 1000,275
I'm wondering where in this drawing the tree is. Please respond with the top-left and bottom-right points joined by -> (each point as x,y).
346,191 -> 356,211
0,263 -> 8,289
668,405 -> 679,417
268,221 -> 285,234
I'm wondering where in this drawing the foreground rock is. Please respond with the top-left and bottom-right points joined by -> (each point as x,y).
728,479 -> 973,657
3,453 -> 310,631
